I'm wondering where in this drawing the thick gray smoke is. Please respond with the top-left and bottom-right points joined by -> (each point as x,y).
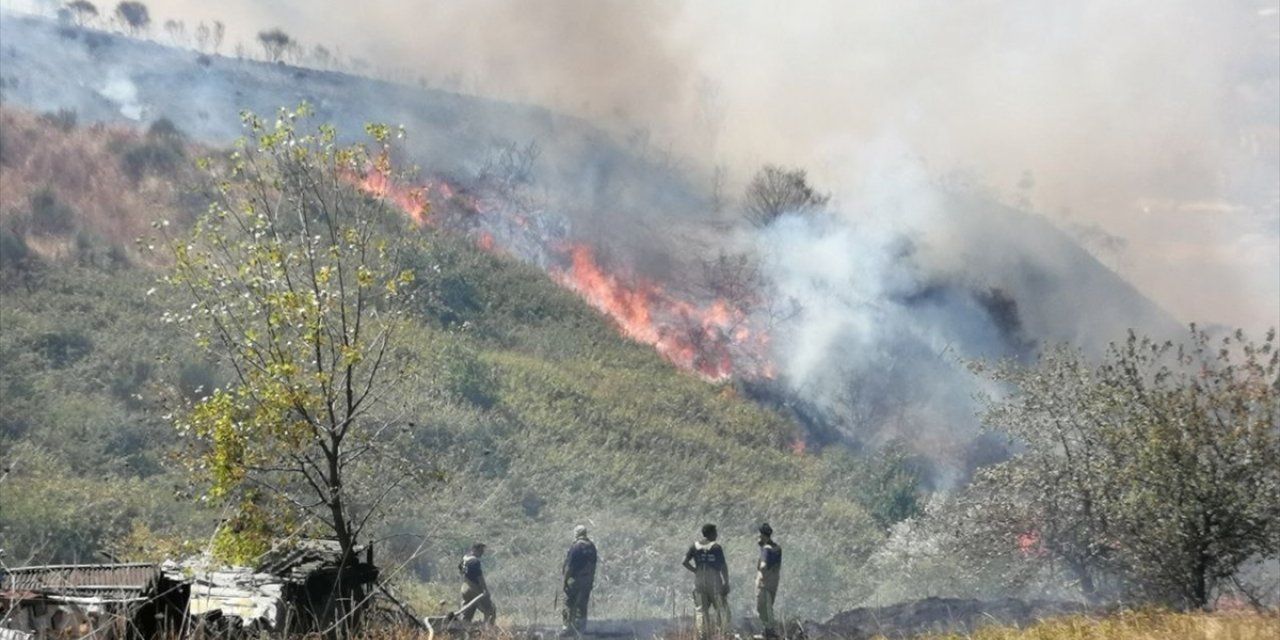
749,140 -> 1176,478
0,0 -> 1273,473
7,0 -> 1269,328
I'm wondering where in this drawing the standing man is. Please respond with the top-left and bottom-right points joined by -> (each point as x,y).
682,524 -> 730,640
458,543 -> 496,623
755,523 -> 782,640
561,524 -> 598,635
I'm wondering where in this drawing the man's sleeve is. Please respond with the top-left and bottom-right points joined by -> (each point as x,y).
713,545 -> 727,570
464,558 -> 483,582
683,545 -> 696,564
764,546 -> 780,569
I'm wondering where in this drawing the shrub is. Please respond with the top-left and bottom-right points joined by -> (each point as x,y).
146,116 -> 183,141
33,329 -> 93,367
0,226 -> 33,271
742,164 -> 830,226
39,108 -> 78,132
28,186 -> 77,235
118,138 -> 184,181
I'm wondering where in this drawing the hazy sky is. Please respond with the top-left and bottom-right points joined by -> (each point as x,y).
8,0 -> 1279,331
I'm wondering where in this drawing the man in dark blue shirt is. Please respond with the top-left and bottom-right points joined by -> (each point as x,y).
561,525 -> 598,635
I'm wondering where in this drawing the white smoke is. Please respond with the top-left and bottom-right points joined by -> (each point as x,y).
97,69 -> 144,120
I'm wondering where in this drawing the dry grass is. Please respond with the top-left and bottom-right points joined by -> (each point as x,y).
0,106 -> 197,254
906,609 -> 1280,640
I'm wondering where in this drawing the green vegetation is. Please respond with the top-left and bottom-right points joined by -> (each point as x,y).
0,107 -> 915,621
862,332 -> 1279,611
164,107 -> 426,566
956,331 -> 1279,609
2,104 -> 1272,625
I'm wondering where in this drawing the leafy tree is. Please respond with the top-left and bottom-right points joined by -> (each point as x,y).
742,164 -> 829,227
257,28 -> 293,63
114,1 -> 150,36
162,105 -> 430,568
65,0 -> 98,27
963,327 -> 1280,608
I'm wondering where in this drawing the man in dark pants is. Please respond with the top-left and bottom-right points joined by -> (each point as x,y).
756,523 -> 782,640
682,523 -> 730,640
561,525 -> 598,635
458,543 -> 496,623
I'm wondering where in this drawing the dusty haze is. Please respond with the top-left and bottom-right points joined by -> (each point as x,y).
8,0 -> 1278,330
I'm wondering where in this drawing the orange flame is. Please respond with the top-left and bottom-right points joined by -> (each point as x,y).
790,438 -> 808,456
552,244 -> 764,381
352,168 -> 429,225
1017,531 -> 1040,554
347,166 -> 774,381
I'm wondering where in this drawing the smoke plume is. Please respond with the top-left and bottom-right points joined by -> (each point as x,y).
29,0 -> 1271,331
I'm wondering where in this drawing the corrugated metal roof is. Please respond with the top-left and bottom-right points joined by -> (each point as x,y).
0,563 -> 160,599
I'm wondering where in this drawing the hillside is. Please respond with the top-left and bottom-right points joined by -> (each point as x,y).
0,106 -> 917,622
1,9 -> 1227,624
0,12 -> 1185,483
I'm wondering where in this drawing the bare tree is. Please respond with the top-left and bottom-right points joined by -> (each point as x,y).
310,44 -> 332,69
742,164 -> 830,227
476,139 -> 541,195
65,0 -> 98,27
211,20 -> 225,54
163,18 -> 184,45
114,1 -> 149,36
284,40 -> 305,65
194,22 -> 210,52
257,28 -> 293,63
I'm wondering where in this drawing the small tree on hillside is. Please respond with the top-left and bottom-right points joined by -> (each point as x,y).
114,1 -> 149,35
962,327 -> 1280,609
162,105 -> 432,572
194,22 -> 210,52
163,18 -> 184,45
212,21 -> 226,53
65,1 -> 98,27
257,28 -> 293,63
742,164 -> 829,227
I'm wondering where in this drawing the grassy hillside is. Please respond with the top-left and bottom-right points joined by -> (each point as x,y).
0,107 -> 917,621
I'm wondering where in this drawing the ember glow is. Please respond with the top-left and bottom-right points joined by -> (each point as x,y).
353,168 -> 429,225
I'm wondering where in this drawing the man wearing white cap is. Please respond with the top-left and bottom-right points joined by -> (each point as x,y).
561,525 -> 598,635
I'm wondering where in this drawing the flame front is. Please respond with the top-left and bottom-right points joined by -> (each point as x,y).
350,167 -> 772,382
553,244 -> 756,381
354,168 -> 429,225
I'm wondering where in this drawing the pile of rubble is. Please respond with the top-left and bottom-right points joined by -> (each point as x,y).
0,540 -> 382,639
